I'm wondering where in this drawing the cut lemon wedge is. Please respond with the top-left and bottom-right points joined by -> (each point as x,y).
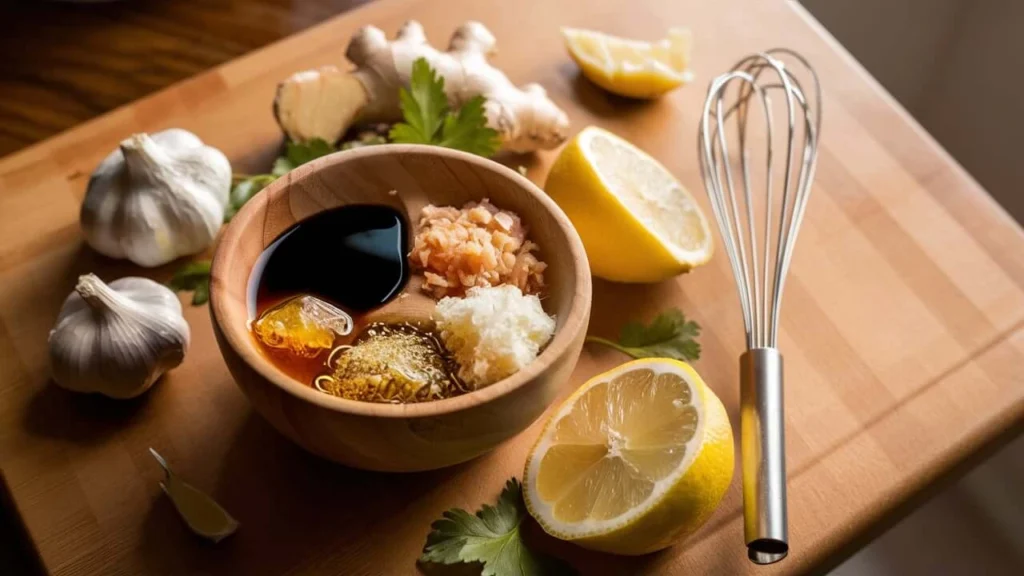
523,359 -> 734,555
563,27 -> 693,98
544,126 -> 713,283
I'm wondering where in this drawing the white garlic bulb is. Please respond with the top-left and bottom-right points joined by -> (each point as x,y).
48,274 -> 190,399
80,128 -> 231,267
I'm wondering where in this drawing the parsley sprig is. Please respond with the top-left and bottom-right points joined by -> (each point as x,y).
167,260 -> 213,306
390,58 -> 501,156
421,479 -> 574,576
225,139 -> 338,222
586,308 -> 702,361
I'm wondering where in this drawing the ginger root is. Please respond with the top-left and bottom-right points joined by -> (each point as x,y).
273,21 -> 570,153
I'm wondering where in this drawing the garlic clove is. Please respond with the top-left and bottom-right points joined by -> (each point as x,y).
149,448 -> 239,543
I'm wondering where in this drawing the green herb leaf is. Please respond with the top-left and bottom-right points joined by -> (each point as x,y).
168,260 -> 212,307
225,174 -> 276,222
268,138 -> 337,178
167,260 -> 211,291
270,156 -> 295,177
390,57 -> 448,144
421,479 -> 573,576
191,280 -> 210,306
227,139 -> 336,220
390,58 -> 499,157
285,138 -> 336,167
437,95 -> 501,157
586,308 -> 702,361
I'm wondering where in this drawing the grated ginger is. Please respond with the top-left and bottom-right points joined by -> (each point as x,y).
411,199 -> 547,299
433,285 -> 556,389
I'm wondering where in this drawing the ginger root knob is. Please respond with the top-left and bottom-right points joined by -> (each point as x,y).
273,20 -> 570,153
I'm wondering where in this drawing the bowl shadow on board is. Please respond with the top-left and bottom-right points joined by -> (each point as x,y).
139,412 -> 467,576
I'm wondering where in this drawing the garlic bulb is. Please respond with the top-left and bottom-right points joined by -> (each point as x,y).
80,128 -> 231,267
48,274 -> 190,399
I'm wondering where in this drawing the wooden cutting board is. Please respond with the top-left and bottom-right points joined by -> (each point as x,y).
1,0 -> 1022,574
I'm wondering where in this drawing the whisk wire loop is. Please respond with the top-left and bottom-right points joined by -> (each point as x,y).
698,51 -> 820,349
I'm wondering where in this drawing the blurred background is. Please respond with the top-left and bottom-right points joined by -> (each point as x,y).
805,0 -> 1024,223
802,0 -> 1024,571
0,0 -> 1021,574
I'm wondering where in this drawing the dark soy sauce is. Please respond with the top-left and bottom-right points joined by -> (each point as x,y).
250,204 -> 409,316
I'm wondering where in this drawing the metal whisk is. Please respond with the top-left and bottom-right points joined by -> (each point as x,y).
697,50 -> 821,565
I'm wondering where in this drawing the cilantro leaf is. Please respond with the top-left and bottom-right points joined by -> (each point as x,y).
421,479 -> 573,576
388,122 -> 425,145
390,58 -> 499,157
437,95 -> 500,157
270,138 -> 337,177
168,260 -> 212,306
390,58 -> 448,144
285,138 -> 336,167
225,174 -> 276,222
586,308 -> 702,361
190,279 -> 210,306
226,138 -> 337,221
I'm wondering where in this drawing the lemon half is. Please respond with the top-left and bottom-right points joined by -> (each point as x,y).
563,27 -> 693,99
545,126 -> 713,283
523,359 -> 734,555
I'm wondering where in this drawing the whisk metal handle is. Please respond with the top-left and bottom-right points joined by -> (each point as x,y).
740,347 -> 788,564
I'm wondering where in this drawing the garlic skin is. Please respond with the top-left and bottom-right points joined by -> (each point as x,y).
48,274 -> 190,399
81,129 -> 231,267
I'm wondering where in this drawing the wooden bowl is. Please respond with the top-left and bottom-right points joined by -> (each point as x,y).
210,145 -> 592,472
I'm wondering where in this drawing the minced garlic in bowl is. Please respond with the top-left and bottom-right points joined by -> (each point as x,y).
433,285 -> 555,389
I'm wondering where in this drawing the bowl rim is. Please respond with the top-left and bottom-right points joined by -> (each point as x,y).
210,144 -> 592,419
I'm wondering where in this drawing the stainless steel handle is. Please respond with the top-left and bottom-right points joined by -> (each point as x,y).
740,347 -> 789,564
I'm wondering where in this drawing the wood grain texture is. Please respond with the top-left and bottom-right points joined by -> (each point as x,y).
0,0 -> 1022,574
210,145 -> 592,471
0,0 -> 372,157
